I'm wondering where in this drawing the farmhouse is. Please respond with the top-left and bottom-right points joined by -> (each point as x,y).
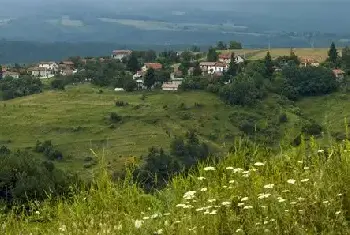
300,57 -> 320,67
28,67 -> 54,78
111,50 -> 132,60
38,61 -> 58,71
162,81 -> 181,91
142,63 -> 163,71
1,71 -> 20,79
218,53 -> 245,65
200,62 -> 227,75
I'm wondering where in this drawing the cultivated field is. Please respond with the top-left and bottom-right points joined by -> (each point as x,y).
218,48 -> 333,61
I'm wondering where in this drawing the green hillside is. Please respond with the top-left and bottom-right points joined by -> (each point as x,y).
0,84 -> 305,173
2,140 -> 350,235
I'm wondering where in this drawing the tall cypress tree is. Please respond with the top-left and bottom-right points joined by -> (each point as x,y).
207,47 -> 218,62
327,42 -> 338,64
226,53 -> 237,77
264,51 -> 274,78
342,46 -> 350,69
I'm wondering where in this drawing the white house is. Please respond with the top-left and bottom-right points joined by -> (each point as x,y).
38,62 -> 58,71
199,62 -> 228,75
162,81 -> 182,91
218,53 -> 245,65
235,55 -> 245,64
29,67 -> 54,79
111,50 -> 132,60
2,71 -> 20,79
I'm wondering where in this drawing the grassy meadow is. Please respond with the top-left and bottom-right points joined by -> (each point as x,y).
0,84 -> 246,173
218,48 -> 333,61
2,139 -> 350,234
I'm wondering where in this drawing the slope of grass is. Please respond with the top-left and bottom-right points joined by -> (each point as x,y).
297,92 -> 350,142
2,140 -> 350,234
0,84 -> 307,174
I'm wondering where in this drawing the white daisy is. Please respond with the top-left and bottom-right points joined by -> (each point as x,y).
204,167 -> 215,171
263,184 -> 274,189
134,220 -> 143,229
287,179 -> 296,184
254,162 -> 265,166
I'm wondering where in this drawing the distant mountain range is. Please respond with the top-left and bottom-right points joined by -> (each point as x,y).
0,0 -> 349,63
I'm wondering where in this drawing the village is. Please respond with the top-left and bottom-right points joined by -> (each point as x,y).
0,46 -> 347,93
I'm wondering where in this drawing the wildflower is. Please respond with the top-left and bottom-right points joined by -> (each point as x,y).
208,199 -> 216,203
318,149 -> 324,153
174,221 -> 181,224
242,174 -> 250,178
254,162 -> 265,166
59,225 -> 67,232
270,219 -> 276,222
264,229 -> 270,233
226,167 -> 234,170
278,197 -> 286,203
290,201 -> 297,205
176,204 -> 186,208
196,207 -> 205,212
264,184 -> 274,189
301,179 -> 309,183
323,201 -> 329,205
258,193 -> 271,199
204,167 -> 215,171
183,191 -> 196,200
335,211 -> 341,215
297,197 -> 305,201
229,180 -> 235,184
338,193 -> 343,196
143,217 -> 150,220
204,211 -> 210,215
200,188 -> 208,192
163,213 -> 170,216
241,197 -> 249,201
287,179 -> 296,184
255,222 -> 261,226
134,220 -> 143,229
152,213 -> 161,219
155,229 -> 164,234
243,205 -> 253,210
238,203 -> 245,207
304,167 -> 310,170
164,220 -> 169,226
242,171 -> 250,174
222,201 -> 232,206
264,221 -> 269,225
251,168 -> 257,172
197,176 -> 206,181
117,224 -> 123,230
261,205 -> 267,209
236,228 -> 244,233
285,210 -> 289,212
35,211 -> 40,215
282,190 -> 290,193
223,185 -> 228,189
234,168 -> 244,173
209,210 -> 217,215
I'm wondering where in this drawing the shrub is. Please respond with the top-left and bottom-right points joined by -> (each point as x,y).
279,113 -> 288,123
178,102 -> 187,110
110,112 -> 122,123
302,122 -> 323,136
180,112 -> 192,120
115,101 -> 128,107
0,145 -> 11,155
194,102 -> 204,108
239,121 -> 256,135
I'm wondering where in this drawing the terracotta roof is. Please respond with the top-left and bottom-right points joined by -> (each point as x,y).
144,63 -> 163,70
61,61 -> 74,66
219,53 -> 232,60
112,50 -> 132,55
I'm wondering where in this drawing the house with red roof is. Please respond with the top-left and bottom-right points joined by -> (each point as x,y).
199,62 -> 228,75
333,69 -> 346,80
142,63 -> 163,71
111,50 -> 132,60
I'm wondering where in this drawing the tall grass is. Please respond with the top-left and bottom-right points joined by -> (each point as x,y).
2,139 -> 350,234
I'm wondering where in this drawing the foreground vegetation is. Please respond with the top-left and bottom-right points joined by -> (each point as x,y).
2,139 -> 350,234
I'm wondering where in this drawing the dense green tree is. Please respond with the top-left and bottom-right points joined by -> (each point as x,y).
226,53 -> 238,77
207,47 -> 218,62
191,45 -> 201,52
144,68 -> 156,89
327,42 -> 338,64
193,62 -> 202,76
126,52 -> 140,73
123,79 -> 137,92
51,77 -> 66,90
0,76 -> 43,100
342,46 -> 350,69
216,41 -> 227,50
219,75 -> 263,106
229,41 -> 243,49
264,51 -> 274,78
